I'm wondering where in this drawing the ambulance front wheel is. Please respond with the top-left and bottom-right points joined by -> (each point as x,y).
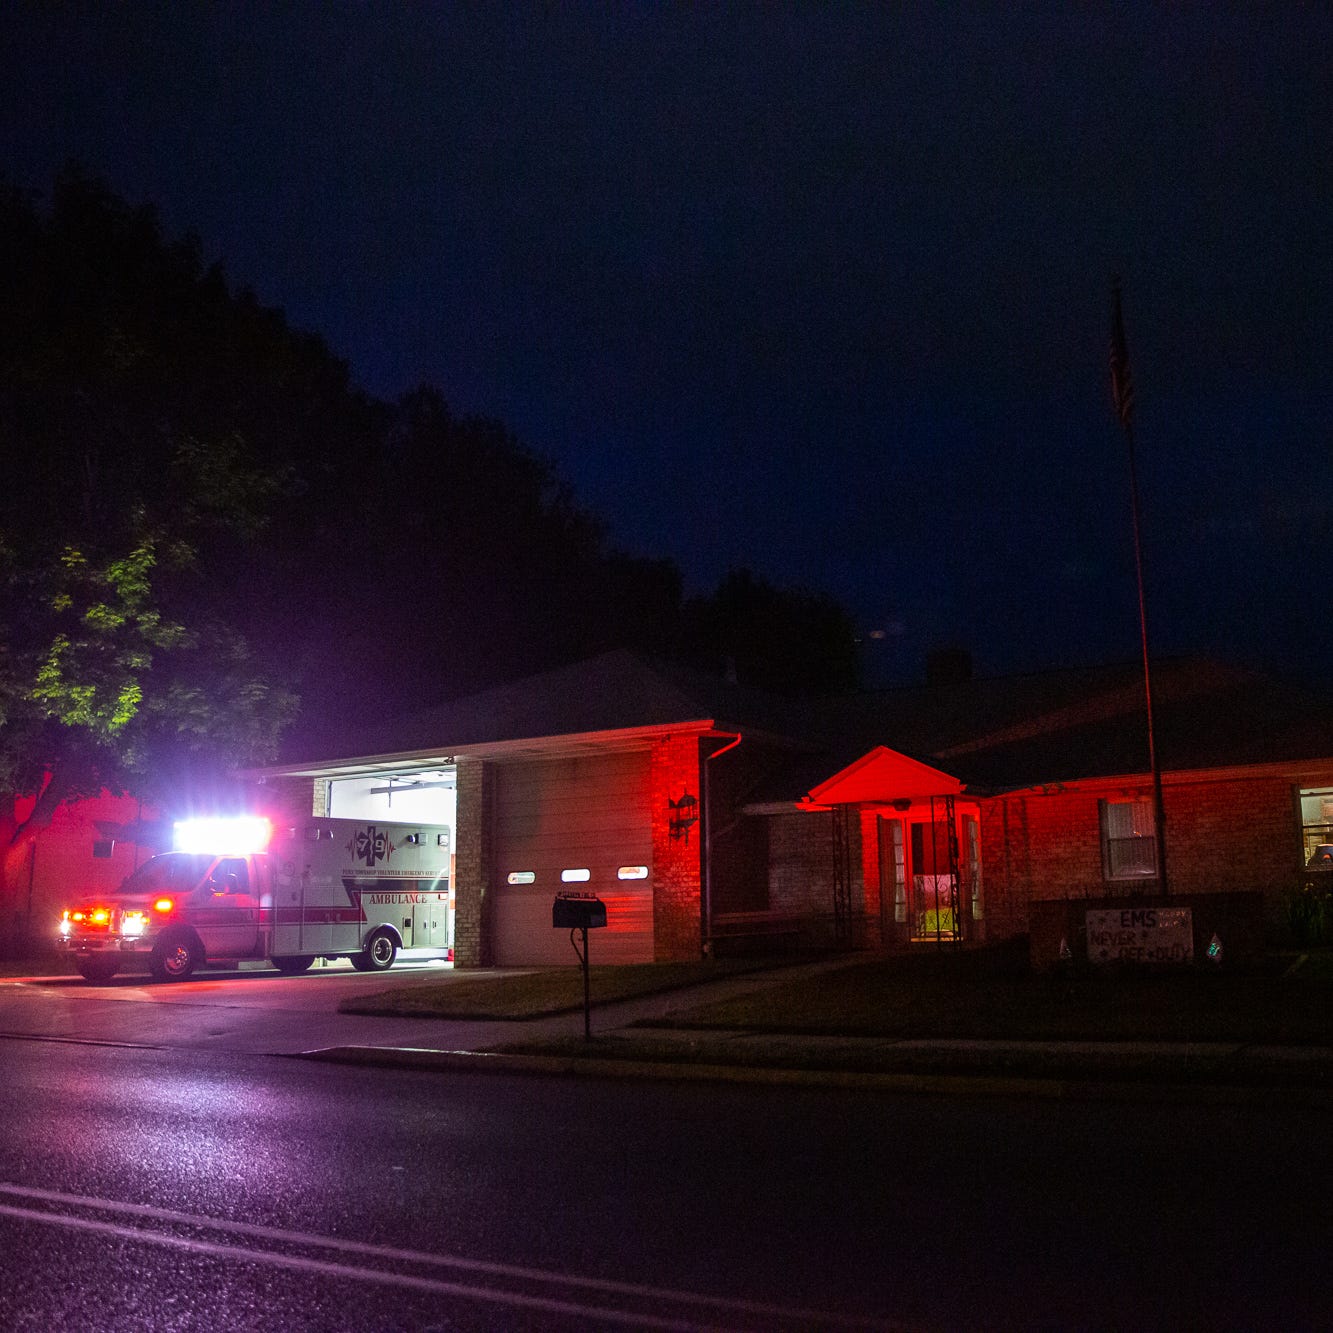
151,930 -> 201,982
354,929 -> 397,972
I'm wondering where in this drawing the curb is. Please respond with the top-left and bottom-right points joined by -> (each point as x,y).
288,1044 -> 1333,1108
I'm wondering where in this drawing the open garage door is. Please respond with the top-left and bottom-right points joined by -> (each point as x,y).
493,752 -> 653,965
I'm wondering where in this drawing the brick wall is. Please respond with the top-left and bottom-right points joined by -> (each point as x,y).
453,756 -> 493,968
983,773 -> 1306,942
650,734 -> 704,960
254,777 -> 322,822
979,800 -> 1032,943
1159,775 -> 1296,896
767,810 -> 835,916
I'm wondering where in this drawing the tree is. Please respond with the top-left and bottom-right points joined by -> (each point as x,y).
682,568 -> 861,695
327,385 -> 687,710
0,172 -> 305,949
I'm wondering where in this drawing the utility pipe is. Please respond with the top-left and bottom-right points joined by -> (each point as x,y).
701,731 -> 743,956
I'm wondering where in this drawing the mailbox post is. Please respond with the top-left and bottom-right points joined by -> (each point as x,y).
553,892 -> 606,1040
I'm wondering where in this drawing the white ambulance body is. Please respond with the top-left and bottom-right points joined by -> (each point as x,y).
58,817 -> 453,983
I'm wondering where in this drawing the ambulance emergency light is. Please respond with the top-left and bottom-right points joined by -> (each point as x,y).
173,816 -> 273,856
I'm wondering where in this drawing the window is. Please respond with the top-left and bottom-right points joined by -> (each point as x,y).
506,871 -> 535,885
886,820 -> 906,923
208,858 -> 248,894
560,868 -> 590,883
617,866 -> 648,880
1299,788 -> 1333,868
1100,800 -> 1157,880
964,815 -> 983,920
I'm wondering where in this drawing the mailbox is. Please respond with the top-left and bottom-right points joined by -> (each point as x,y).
553,893 -> 607,929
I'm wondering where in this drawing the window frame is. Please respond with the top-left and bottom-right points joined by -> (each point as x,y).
1099,798 -> 1158,882
1298,787 -> 1333,869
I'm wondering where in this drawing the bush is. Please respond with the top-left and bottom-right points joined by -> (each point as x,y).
1284,880 -> 1333,947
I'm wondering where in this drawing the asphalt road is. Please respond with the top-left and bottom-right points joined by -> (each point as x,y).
0,1022 -> 1330,1331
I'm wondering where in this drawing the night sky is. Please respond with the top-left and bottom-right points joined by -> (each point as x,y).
5,6 -> 1330,688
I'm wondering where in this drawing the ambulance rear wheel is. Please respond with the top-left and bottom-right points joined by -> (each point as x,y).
357,929 -> 397,972
151,931 -> 200,982
272,954 -> 315,975
76,956 -> 120,983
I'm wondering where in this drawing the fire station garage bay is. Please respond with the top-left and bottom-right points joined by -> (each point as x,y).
251,653 -> 710,969
260,746 -> 660,969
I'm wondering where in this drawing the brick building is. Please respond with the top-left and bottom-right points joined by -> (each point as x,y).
249,650 -> 1333,967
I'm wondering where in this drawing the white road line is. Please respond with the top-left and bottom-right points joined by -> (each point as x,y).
0,1032 -> 164,1049
0,1201 -> 708,1330
0,1183 -> 900,1331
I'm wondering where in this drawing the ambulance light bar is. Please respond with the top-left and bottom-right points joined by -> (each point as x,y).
173,817 -> 273,855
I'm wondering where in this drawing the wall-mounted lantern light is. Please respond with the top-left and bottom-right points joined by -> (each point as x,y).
669,791 -> 699,843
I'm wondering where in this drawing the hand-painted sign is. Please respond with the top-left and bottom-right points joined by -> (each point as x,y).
1085,906 -> 1193,964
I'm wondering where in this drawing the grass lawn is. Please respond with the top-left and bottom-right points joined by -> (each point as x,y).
338,946 -> 1333,1045
336,959 -> 775,1019
643,948 -> 1333,1045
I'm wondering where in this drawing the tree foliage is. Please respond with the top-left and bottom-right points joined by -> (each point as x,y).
682,568 -> 861,696
0,172 -> 302,824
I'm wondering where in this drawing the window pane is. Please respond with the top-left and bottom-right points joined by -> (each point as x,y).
1105,801 -> 1152,839
889,820 -> 907,921
966,817 -> 983,919
1108,836 -> 1157,877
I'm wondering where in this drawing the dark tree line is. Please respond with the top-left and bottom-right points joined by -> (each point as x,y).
1,169 -> 860,803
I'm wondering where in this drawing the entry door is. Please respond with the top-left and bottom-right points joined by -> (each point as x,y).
909,820 -> 960,941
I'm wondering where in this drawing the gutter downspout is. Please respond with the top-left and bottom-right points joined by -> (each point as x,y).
702,731 -> 743,957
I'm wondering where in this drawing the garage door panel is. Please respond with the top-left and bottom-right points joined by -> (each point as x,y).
493,753 -> 654,966
494,884 -> 652,966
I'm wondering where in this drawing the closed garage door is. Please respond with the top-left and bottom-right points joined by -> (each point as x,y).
493,752 -> 653,965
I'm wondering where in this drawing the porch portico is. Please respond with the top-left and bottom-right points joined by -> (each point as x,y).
803,746 -> 984,947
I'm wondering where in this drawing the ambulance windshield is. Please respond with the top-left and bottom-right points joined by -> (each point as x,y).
121,853 -> 217,896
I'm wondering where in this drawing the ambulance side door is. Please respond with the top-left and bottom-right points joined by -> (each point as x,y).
194,856 -> 261,959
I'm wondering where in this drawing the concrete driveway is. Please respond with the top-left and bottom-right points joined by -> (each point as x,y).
0,957 -> 547,1056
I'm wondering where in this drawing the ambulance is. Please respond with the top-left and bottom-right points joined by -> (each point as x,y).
58,815 -> 453,983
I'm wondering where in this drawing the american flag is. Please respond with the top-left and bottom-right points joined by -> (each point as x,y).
1110,279 -> 1134,428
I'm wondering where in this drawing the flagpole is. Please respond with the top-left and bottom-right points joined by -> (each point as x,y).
1111,279 -> 1168,895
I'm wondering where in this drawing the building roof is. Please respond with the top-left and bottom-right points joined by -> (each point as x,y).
807,657 -> 1333,793
273,649 -> 1333,795
277,649 -> 814,767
